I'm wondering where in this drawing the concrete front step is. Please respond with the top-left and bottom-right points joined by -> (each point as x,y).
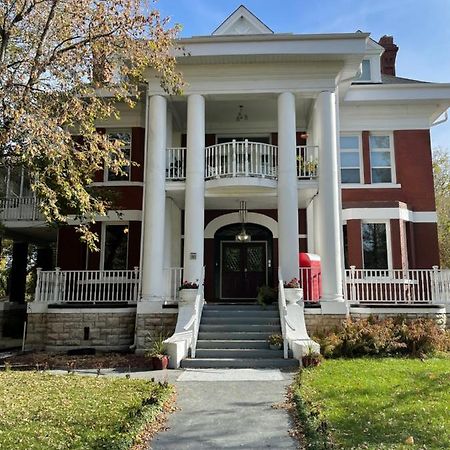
198,331 -> 274,340
202,310 -> 280,318
195,348 -> 284,358
200,324 -> 280,332
196,339 -> 269,349
201,316 -> 280,325
181,357 -> 298,369
204,304 -> 277,310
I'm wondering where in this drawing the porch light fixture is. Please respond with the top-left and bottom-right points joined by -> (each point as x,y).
235,105 -> 248,122
235,201 -> 251,242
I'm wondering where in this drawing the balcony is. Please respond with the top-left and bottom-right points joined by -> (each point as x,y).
0,196 -> 42,221
166,141 -> 319,182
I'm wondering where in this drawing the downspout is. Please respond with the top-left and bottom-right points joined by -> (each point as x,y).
130,86 -> 150,351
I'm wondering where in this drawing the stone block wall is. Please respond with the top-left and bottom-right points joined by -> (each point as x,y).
26,313 -> 48,350
135,313 -> 177,351
304,313 -> 346,337
351,311 -> 447,329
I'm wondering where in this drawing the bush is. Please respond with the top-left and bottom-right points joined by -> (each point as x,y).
315,316 -> 450,358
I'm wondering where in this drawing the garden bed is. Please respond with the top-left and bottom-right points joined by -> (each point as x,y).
0,371 -> 174,450
292,358 -> 450,449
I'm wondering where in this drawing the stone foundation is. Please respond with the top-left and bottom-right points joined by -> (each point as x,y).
26,306 -> 137,351
304,305 -> 448,337
0,302 -> 27,338
135,313 -> 177,351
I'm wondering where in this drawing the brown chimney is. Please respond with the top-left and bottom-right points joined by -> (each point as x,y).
378,35 -> 399,76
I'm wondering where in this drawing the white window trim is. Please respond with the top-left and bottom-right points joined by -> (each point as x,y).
104,129 -> 132,183
369,131 -> 396,184
339,132 -> 363,185
361,219 -> 392,271
100,221 -> 130,270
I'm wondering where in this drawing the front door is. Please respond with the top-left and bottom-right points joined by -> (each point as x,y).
221,242 -> 267,300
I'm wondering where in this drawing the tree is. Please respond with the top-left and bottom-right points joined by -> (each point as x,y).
0,0 -> 182,248
433,147 -> 450,268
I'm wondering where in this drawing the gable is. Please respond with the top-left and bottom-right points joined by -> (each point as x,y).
212,5 -> 273,36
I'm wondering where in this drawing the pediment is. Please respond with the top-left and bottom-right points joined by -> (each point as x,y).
212,5 -> 273,36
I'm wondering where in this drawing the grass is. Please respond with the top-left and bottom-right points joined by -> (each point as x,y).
0,371 -> 174,450
293,358 -> 450,450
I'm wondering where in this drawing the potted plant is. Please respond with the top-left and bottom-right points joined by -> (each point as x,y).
283,278 -> 303,304
178,280 -> 199,305
267,333 -> 283,350
302,347 -> 322,368
257,285 -> 278,306
146,330 -> 170,370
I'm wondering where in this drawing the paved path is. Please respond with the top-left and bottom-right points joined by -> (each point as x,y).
151,369 -> 298,450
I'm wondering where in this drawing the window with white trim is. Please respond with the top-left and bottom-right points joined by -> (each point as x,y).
102,224 -> 129,270
362,222 -> 389,270
369,134 -> 394,183
340,135 -> 362,184
106,130 -> 131,182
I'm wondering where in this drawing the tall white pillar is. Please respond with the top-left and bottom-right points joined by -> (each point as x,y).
183,94 -> 205,282
277,92 -> 300,281
317,91 -> 343,301
141,95 -> 167,301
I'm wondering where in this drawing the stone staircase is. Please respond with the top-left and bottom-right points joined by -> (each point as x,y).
181,304 -> 298,369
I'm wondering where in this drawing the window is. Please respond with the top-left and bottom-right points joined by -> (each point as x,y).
106,130 -> 131,181
370,134 -> 394,183
340,135 -> 361,184
362,222 -> 389,270
355,59 -> 371,82
103,224 -> 129,270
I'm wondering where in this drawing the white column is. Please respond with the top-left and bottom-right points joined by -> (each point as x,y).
317,91 -> 343,301
277,92 -> 300,281
141,95 -> 167,301
183,94 -> 205,282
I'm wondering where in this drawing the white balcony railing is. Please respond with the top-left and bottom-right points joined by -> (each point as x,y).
205,140 -> 278,179
35,268 -> 141,304
166,148 -> 186,180
297,146 -> 319,179
344,267 -> 450,304
0,196 -> 41,221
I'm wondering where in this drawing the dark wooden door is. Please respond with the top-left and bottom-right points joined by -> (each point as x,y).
221,242 -> 267,299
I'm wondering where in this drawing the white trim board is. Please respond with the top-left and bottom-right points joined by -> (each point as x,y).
342,208 -> 437,223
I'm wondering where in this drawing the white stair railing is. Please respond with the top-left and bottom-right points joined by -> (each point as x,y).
278,268 -> 295,359
183,266 -> 205,358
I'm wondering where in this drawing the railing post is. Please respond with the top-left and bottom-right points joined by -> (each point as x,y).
244,139 -> 249,176
232,139 -> 237,176
432,265 -> 439,303
350,265 -> 356,303
133,266 -> 140,303
53,267 -> 61,303
35,268 -> 42,302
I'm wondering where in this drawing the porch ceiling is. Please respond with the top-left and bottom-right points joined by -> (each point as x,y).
170,96 -> 313,132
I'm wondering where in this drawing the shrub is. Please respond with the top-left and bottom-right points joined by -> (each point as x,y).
256,285 -> 277,306
315,316 -> 450,358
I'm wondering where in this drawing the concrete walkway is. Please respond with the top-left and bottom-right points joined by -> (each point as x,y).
151,369 -> 298,450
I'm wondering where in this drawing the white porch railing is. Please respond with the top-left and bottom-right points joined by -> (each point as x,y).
34,268 -> 140,303
166,148 -> 186,180
344,267 -> 450,304
0,196 -> 41,221
205,140 -> 278,179
163,267 -> 183,303
296,146 -> 319,179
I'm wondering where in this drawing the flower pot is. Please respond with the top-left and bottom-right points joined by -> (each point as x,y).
269,343 -> 282,350
284,287 -> 303,304
151,356 -> 169,370
179,289 -> 197,305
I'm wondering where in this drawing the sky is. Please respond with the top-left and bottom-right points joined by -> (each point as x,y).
157,0 -> 450,150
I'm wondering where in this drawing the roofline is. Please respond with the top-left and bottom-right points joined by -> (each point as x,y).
179,32 -> 371,45
212,5 -> 274,35
351,82 -> 450,89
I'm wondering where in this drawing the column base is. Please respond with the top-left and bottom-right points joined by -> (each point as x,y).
320,300 -> 349,315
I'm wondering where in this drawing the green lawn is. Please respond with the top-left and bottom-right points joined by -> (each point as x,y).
294,358 -> 450,450
0,371 -> 173,450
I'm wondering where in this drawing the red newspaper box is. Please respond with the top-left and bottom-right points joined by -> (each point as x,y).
299,253 -> 322,302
